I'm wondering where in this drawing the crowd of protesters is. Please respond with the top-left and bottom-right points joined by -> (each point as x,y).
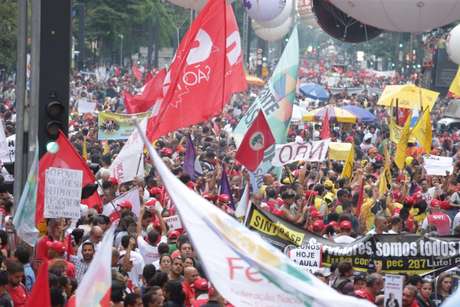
0,57 -> 459,307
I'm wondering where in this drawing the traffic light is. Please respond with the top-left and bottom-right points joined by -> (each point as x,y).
36,0 -> 71,157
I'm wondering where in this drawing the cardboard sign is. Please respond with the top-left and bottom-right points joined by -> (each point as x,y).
164,215 -> 183,230
77,99 -> 97,114
272,140 -> 329,166
44,167 -> 83,219
384,274 -> 403,307
423,155 -> 454,176
286,239 -> 321,273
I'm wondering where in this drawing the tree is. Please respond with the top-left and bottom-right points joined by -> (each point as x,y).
0,0 -> 17,72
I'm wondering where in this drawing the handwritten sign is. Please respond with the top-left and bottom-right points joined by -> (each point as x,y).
286,240 -> 322,273
423,155 -> 453,176
164,215 -> 183,230
272,140 -> 329,166
44,167 -> 83,219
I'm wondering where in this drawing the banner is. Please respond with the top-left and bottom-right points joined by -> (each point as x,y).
44,167 -> 83,219
98,111 -> 149,140
272,140 -> 329,166
108,119 -> 146,183
424,155 -> 454,176
285,241 -> 322,274
102,188 -> 141,218
246,205 -> 460,275
233,27 -> 299,187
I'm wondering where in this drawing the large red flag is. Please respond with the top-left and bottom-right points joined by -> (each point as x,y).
132,64 -> 143,81
36,132 -> 102,225
235,111 -> 275,172
146,0 -> 247,141
26,261 -> 50,307
123,68 -> 166,114
320,110 -> 331,140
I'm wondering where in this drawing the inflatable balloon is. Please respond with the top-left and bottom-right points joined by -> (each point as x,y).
257,0 -> 294,28
447,24 -> 460,65
243,0 -> 286,22
312,0 -> 382,43
329,0 -> 460,33
253,16 -> 293,42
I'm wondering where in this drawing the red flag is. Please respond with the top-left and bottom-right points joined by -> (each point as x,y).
235,111 -> 275,172
144,71 -> 153,84
123,68 -> 166,114
355,178 -> 365,216
320,110 -> 331,139
132,64 -> 143,81
26,261 -> 50,307
36,131 -> 102,225
146,0 -> 247,141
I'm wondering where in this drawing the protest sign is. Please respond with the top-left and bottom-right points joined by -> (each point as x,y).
272,140 -> 329,166
246,204 -> 460,275
384,274 -> 403,307
98,111 -> 150,140
164,215 -> 183,230
286,239 -> 321,273
77,99 -> 97,114
44,167 -> 83,219
424,155 -> 454,176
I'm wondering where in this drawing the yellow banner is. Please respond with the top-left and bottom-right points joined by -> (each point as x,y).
328,142 -> 352,161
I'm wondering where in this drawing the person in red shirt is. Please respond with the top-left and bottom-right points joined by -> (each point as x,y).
354,273 -> 384,304
192,278 -> 209,307
421,199 -> 452,236
403,285 -> 420,307
35,218 -> 65,262
182,266 -> 199,307
47,241 -> 76,279
5,259 -> 27,307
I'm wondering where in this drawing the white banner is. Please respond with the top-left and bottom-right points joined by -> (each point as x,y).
109,119 -> 146,183
384,274 -> 403,307
272,140 -> 330,166
44,167 -> 83,219
142,127 -> 374,307
102,188 -> 141,218
77,99 -> 97,114
423,155 -> 454,176
164,215 -> 183,230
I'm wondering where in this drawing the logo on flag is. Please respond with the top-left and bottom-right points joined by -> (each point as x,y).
249,132 -> 265,151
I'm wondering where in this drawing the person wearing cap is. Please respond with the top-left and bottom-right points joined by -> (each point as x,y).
216,194 -> 234,215
192,278 -> 209,307
167,230 -> 180,253
35,218 -> 66,262
47,240 -> 76,279
334,220 -> 355,243
420,199 -> 451,236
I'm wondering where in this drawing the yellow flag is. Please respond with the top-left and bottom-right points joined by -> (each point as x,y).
341,145 -> 354,178
394,114 -> 412,170
389,118 -> 403,144
449,67 -> 460,97
82,137 -> 88,160
383,141 -> 392,184
411,109 -> 432,153
378,170 -> 388,197
102,141 -> 110,155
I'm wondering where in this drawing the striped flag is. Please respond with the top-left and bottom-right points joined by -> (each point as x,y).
138,123 -> 374,307
12,142 -> 39,246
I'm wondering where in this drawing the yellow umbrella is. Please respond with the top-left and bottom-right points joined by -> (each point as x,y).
377,84 -> 439,111
246,75 -> 265,87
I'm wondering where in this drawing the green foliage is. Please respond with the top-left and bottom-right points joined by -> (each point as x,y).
0,0 -> 17,71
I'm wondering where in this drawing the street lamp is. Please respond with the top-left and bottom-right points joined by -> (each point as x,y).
118,34 -> 124,66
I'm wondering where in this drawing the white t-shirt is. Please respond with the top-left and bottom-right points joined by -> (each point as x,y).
137,235 -> 167,265
334,235 -> 355,244
120,249 -> 145,288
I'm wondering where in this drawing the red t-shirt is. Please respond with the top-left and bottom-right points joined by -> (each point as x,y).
35,235 -> 52,262
354,289 -> 375,303
6,284 -> 27,307
182,281 -> 196,307
427,212 -> 451,236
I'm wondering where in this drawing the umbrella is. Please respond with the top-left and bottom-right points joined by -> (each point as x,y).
377,84 -> 439,111
341,105 -> 377,123
303,106 -> 356,123
299,83 -> 330,101
246,75 -> 265,87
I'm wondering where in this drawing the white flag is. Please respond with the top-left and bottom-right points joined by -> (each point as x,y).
102,188 -> 141,218
235,182 -> 250,220
109,118 -> 146,183
75,223 -> 115,307
138,123 -> 374,307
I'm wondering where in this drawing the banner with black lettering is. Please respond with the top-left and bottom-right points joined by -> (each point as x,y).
271,140 -> 330,166
246,204 -> 460,275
